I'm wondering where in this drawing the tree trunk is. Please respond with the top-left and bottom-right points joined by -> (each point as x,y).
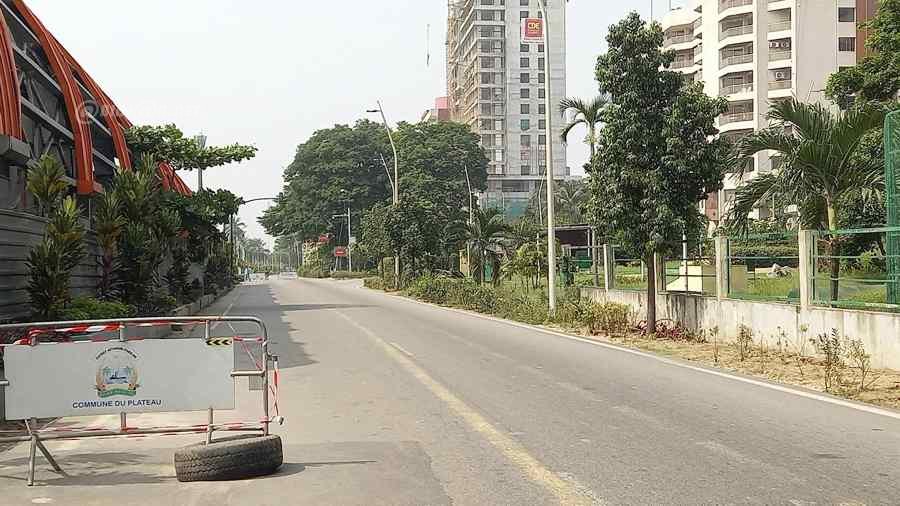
645,254 -> 657,334
826,202 -> 840,302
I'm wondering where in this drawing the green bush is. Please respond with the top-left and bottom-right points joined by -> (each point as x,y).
583,302 -> 632,336
729,243 -> 799,269
299,266 -> 329,278
330,271 -> 374,280
364,277 -> 385,290
59,297 -> 135,321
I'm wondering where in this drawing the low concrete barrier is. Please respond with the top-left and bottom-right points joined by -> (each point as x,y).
582,287 -> 900,369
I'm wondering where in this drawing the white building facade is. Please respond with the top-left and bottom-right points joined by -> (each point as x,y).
662,0 -> 866,222
447,0 -> 568,219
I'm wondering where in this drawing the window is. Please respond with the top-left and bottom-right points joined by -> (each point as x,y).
480,73 -> 492,84
521,103 -> 530,114
520,0 -> 529,5
520,11 -> 529,18
538,104 -> 545,115
494,119 -> 503,130
538,134 -> 546,145
538,88 -> 545,99
538,73 -> 545,83
481,0 -> 495,4
481,56 -> 495,68
520,43 -> 529,52
539,119 -> 546,130
520,134 -> 531,146
520,72 -> 530,83
520,57 -> 530,67
481,10 -> 495,21
481,103 -> 492,114
838,7 -> 856,22
538,57 -> 545,70
521,165 -> 531,175
495,150 -> 504,162
481,88 -> 492,99
521,119 -> 531,130
520,88 -> 530,99
838,37 -> 856,52
538,44 -> 545,53
481,134 -> 493,146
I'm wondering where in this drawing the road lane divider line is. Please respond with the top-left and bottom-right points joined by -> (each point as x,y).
333,310 -> 601,506
389,342 -> 414,357
383,293 -> 900,422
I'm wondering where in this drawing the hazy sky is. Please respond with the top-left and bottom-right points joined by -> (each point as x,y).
27,0 -> 665,246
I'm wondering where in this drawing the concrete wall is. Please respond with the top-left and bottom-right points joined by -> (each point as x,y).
582,287 -> 900,370
0,209 -> 100,321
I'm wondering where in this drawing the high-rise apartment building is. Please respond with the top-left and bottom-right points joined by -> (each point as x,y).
661,0 -> 873,222
446,0 -> 567,218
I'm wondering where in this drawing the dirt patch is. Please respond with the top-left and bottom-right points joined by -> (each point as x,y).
560,326 -> 900,411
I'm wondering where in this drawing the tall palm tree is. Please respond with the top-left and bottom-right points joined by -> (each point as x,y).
725,99 -> 885,300
450,207 -> 509,284
559,95 -> 609,159
555,180 -> 587,225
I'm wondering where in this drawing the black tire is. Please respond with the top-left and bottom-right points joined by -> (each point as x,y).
173,434 -> 283,482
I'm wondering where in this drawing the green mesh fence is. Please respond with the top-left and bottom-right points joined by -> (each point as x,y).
886,110 -> 900,304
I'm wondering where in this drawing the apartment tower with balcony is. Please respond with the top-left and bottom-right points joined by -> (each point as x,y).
662,0 -> 869,222
447,0 -> 568,219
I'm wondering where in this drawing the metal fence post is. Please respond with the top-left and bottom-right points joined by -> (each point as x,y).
715,236 -> 728,301
798,230 -> 814,311
602,244 -> 615,291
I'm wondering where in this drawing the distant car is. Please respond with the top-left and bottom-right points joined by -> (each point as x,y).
280,272 -> 298,279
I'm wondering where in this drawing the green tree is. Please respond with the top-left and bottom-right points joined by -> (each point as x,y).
587,12 -> 729,332
560,96 -> 608,160
94,190 -> 124,300
260,120 -> 393,240
448,207 -> 509,284
724,99 -> 885,299
826,0 -> 900,109
125,124 -> 257,171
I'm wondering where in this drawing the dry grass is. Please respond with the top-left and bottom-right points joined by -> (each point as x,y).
558,325 -> 900,411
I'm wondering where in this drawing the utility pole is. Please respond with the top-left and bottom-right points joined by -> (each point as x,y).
463,164 -> 473,274
537,0 -> 557,312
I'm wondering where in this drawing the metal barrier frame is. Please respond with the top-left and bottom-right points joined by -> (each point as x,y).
0,315 -> 280,486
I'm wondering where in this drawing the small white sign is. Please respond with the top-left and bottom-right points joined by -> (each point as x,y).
4,339 -> 234,420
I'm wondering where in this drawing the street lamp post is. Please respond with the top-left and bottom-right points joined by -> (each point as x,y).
367,101 -> 400,287
537,0 -> 557,312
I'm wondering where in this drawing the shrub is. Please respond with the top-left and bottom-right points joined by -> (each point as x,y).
729,243 -> 799,269
135,293 -> 178,317
845,337 -> 873,393
330,271 -> 374,280
735,325 -> 753,361
59,297 -> 135,321
298,266 -> 328,279
812,329 -> 845,392
364,277 -> 385,290
27,196 -> 86,319
583,302 -> 632,337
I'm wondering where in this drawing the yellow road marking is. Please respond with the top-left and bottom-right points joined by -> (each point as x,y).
335,310 -> 600,505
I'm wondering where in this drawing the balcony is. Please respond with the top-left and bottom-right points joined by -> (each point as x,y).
719,0 -> 753,12
719,83 -> 754,96
768,50 -> 791,62
720,111 -> 754,125
719,24 -> 753,41
768,20 -> 791,32
769,80 -> 792,90
664,33 -> 695,47
719,53 -> 753,69
671,59 -> 695,69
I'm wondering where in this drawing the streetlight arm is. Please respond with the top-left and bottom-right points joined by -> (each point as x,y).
376,101 -> 401,205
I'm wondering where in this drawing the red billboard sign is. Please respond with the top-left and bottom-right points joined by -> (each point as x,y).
334,246 -> 348,258
522,18 -> 543,44
318,234 -> 330,244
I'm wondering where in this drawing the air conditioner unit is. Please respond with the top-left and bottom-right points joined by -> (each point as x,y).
774,71 -> 789,80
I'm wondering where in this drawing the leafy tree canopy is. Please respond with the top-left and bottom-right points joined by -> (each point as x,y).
588,12 -> 728,257
125,124 -> 257,171
826,0 -> 900,108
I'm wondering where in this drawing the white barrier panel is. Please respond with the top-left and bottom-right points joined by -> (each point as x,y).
5,339 -> 234,419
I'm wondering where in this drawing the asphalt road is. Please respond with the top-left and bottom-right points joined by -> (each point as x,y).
2,277 -> 900,505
